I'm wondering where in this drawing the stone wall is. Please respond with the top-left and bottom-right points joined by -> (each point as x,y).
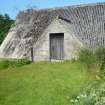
29,18 -> 83,61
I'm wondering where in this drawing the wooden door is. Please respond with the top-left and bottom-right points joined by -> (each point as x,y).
50,33 -> 64,60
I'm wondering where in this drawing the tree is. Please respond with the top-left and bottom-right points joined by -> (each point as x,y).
0,14 -> 14,44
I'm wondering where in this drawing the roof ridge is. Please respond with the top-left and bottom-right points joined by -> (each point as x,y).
23,2 -> 105,12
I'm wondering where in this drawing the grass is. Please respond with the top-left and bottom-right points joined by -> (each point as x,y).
0,61 -> 98,105
0,59 -> 31,70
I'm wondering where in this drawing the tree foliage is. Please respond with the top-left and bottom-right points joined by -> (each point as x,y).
0,14 -> 14,44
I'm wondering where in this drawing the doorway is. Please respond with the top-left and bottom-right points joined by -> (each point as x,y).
50,33 -> 64,60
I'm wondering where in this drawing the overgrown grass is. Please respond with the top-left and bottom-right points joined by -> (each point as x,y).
78,48 -> 105,76
78,48 -> 96,68
1,47 -> 105,105
0,59 -> 31,70
70,48 -> 105,105
70,81 -> 105,105
0,61 -> 98,105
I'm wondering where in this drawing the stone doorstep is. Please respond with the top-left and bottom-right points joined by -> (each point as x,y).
50,59 -> 64,62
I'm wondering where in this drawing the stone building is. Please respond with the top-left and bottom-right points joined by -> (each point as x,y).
0,2 -> 105,61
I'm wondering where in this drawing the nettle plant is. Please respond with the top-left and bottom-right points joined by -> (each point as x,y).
70,83 -> 105,105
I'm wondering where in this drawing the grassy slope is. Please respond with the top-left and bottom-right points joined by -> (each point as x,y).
0,62 -> 97,105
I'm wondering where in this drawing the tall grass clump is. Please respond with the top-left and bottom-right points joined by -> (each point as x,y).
78,47 -> 105,76
95,48 -> 105,77
0,59 -> 31,70
70,48 -> 105,105
95,48 -> 105,63
78,48 -> 96,68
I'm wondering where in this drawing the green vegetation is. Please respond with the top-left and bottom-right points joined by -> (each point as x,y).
95,48 -> 105,77
78,49 -> 96,68
70,81 -> 105,105
0,9 -> 105,105
0,59 -> 31,70
78,48 -> 105,75
0,48 -> 105,105
70,48 -> 105,105
0,61 -> 98,105
0,14 -> 14,44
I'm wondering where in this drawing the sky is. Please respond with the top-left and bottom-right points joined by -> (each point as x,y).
0,0 -> 105,19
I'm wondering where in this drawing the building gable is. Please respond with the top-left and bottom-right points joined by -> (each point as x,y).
27,18 -> 83,61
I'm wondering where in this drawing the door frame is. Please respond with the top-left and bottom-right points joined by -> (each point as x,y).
49,33 -> 64,60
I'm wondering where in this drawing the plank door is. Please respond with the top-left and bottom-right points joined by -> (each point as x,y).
50,33 -> 64,60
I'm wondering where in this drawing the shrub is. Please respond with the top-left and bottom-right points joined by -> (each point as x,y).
78,48 -> 96,68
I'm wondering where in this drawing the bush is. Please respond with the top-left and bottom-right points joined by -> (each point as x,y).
78,49 -> 96,68
0,59 -> 31,70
